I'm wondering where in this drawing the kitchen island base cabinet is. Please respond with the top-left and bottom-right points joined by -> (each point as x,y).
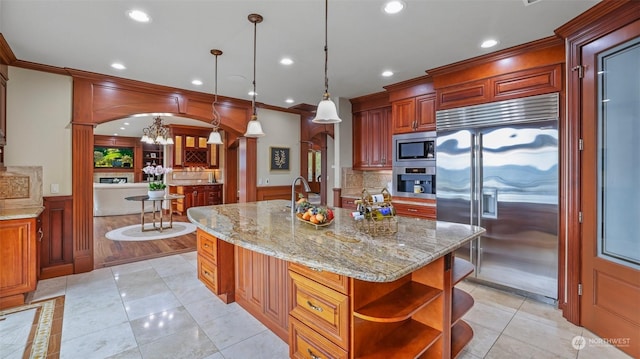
196,229 -> 234,303
235,246 -> 291,343
289,256 -> 475,358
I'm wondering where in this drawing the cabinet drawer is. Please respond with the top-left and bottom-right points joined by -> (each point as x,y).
290,317 -> 348,359
290,271 -> 349,349
197,230 -> 217,264
289,262 -> 349,294
197,255 -> 218,293
393,202 -> 436,219
340,197 -> 358,211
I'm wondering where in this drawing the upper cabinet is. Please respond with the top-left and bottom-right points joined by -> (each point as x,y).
170,125 -> 219,169
353,107 -> 392,170
384,76 -> 436,135
350,92 -> 392,171
391,93 -> 436,134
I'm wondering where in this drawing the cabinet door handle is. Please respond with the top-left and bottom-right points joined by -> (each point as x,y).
306,301 -> 323,312
38,228 -> 44,241
307,348 -> 321,359
408,208 -> 418,212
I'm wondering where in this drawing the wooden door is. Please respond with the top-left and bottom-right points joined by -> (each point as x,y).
415,94 -> 436,132
391,98 -> 416,134
580,20 -> 640,358
367,108 -> 390,168
352,112 -> 369,169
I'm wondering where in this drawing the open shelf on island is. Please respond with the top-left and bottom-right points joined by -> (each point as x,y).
451,320 -> 474,358
357,319 -> 441,359
452,257 -> 475,285
354,282 -> 441,322
452,287 -> 474,325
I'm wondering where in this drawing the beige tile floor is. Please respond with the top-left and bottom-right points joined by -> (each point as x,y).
25,252 -> 632,359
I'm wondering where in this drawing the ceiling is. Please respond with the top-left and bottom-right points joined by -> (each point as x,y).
0,0 -> 599,136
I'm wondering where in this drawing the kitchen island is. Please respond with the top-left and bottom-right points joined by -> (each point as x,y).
188,200 -> 484,358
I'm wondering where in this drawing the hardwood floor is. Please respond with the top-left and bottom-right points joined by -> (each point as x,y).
93,212 -> 197,269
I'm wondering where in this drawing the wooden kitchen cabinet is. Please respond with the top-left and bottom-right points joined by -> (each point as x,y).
352,107 -> 392,170
170,184 -> 222,215
393,198 -> 437,220
170,125 -> 219,169
391,93 -> 436,134
235,246 -> 291,342
0,216 -> 40,309
196,229 -> 234,303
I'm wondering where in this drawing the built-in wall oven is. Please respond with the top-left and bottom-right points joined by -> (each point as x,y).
392,131 -> 436,199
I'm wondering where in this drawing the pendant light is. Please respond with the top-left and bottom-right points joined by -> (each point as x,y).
244,13 -> 266,137
207,49 -> 224,145
312,0 -> 342,124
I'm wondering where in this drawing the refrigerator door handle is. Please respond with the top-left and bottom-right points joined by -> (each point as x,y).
470,133 -> 477,226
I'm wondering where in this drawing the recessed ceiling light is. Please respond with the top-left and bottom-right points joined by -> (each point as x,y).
127,10 -> 151,23
124,122 -> 130,126
120,127 -> 125,130
248,91 -> 257,96
285,98 -> 294,104
383,1 -> 405,14
192,79 -> 203,86
280,58 -> 294,65
382,70 -> 394,77
481,39 -> 499,48
113,133 -> 119,136
111,63 -> 126,70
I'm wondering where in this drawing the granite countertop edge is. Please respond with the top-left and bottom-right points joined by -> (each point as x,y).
0,206 -> 45,220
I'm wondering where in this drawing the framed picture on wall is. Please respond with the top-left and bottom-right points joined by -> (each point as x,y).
270,147 -> 290,171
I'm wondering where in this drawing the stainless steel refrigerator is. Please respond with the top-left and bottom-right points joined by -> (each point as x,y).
436,93 -> 559,300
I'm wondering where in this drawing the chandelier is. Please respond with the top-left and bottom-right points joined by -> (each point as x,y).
140,116 -> 174,145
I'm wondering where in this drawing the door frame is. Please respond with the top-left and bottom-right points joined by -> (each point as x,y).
556,0 -> 640,325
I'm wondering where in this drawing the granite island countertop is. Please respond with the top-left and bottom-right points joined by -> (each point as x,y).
187,199 -> 484,283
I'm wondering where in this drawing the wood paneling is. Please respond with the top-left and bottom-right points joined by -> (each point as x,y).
71,123 -> 94,273
235,246 -> 290,342
256,186 -> 291,201
40,196 -> 74,279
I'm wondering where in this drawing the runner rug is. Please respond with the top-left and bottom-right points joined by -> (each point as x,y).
0,296 -> 65,359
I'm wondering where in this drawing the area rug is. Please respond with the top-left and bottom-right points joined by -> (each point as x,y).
105,222 -> 197,241
0,296 -> 64,359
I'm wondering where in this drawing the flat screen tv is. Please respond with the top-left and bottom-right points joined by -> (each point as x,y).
94,147 -> 134,168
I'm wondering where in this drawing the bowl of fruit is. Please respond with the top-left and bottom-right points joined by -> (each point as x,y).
295,198 -> 335,229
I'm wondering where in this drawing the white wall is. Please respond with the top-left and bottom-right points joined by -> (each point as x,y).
6,67 -> 73,196
255,108 -> 302,186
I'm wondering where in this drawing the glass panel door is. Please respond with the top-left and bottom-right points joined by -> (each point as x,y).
597,37 -> 640,269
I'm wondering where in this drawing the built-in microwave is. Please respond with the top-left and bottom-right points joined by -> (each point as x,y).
392,131 -> 436,166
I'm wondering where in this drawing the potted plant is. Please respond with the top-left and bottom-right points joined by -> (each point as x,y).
142,165 -> 173,198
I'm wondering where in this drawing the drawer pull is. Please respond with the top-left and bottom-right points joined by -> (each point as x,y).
203,243 -> 210,248
308,267 -> 323,272
203,270 -> 211,276
307,348 -> 321,359
407,208 -> 418,212
306,301 -> 323,313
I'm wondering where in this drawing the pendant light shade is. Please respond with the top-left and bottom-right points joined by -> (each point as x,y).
206,131 -> 223,145
207,49 -> 224,145
312,0 -> 342,124
244,13 -> 266,137
245,115 -> 265,137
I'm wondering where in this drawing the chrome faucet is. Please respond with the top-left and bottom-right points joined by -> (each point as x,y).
291,176 -> 311,216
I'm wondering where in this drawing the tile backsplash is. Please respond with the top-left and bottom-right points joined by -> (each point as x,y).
341,167 -> 391,196
0,166 -> 43,209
